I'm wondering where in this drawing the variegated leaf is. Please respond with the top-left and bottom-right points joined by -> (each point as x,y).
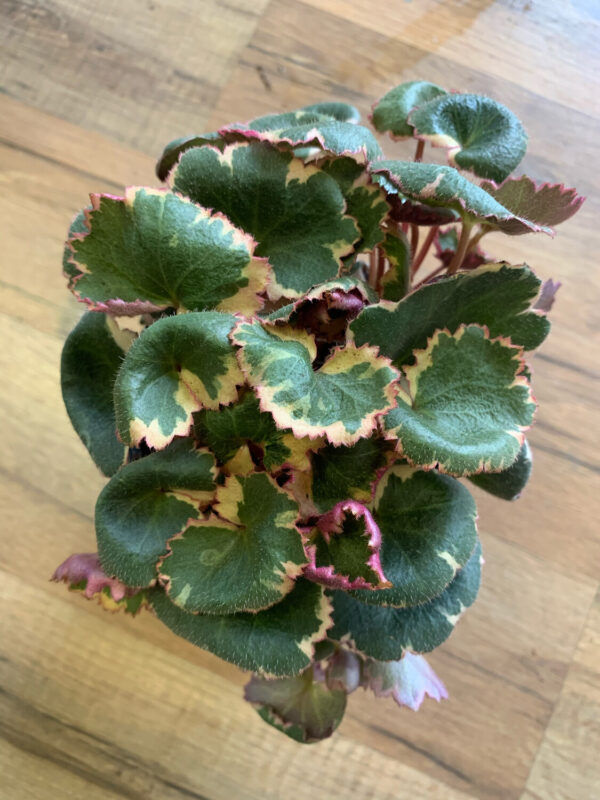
469,439 -> 532,501
156,132 -> 223,181
371,80 -> 447,139
114,312 -> 243,449
245,668 -> 346,743
370,161 -> 551,235
380,231 -> 411,301
61,311 -> 128,476
384,325 -> 536,476
350,262 -> 550,367
150,578 -> 332,677
310,437 -> 390,514
66,187 -> 267,315
301,102 -> 360,123
304,500 -> 390,591
362,652 -> 448,710
328,541 -> 482,659
480,175 -> 584,230
408,93 -> 527,182
173,141 -> 359,298
159,472 -> 305,614
349,464 -> 477,607
232,321 -> 399,445
95,439 -> 216,586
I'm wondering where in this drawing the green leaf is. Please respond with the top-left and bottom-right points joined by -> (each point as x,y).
301,102 -> 360,123
383,325 -> 536,476
350,262 -> 550,367
311,437 -> 390,513
370,161 -> 551,234
173,141 -> 359,298
328,541 -> 482,659
159,472 -> 305,614
95,439 -> 217,586
150,577 -> 332,677
409,93 -> 527,182
232,320 -> 399,445
380,231 -> 411,301
114,311 -> 243,449
66,187 -> 268,315
61,312 -> 127,476
469,439 -> 532,501
155,132 -> 223,181
349,464 -> 477,606
321,158 -> 390,252
480,175 -> 585,230
245,669 -> 346,743
371,80 -> 447,138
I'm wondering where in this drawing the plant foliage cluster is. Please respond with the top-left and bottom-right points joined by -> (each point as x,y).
54,82 -> 582,742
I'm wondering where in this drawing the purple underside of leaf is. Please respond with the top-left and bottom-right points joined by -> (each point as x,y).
533,278 -> 561,312
303,500 -> 390,590
52,552 -> 132,601
363,652 -> 448,711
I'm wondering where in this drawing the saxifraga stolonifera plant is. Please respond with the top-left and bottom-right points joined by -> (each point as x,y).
53,82 -> 583,743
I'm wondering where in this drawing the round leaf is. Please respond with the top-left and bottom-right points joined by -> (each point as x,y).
173,141 -> 359,298
150,578 -> 332,677
114,311 -> 243,449
300,102 -> 360,123
159,472 -> 305,614
156,132 -> 223,181
469,439 -> 532,501
371,80 -> 447,138
350,464 -> 477,607
95,439 -> 217,586
409,93 -> 527,182
384,325 -> 536,476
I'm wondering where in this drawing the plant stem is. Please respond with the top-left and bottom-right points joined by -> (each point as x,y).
414,139 -> 425,162
446,221 -> 473,274
410,224 -> 419,259
376,247 -> 386,294
368,250 -> 378,289
411,225 -> 439,278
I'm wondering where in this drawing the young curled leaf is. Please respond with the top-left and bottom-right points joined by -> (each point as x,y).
245,667 -> 347,743
384,325 -> 536,476
114,311 -> 244,449
232,320 -> 400,445
304,500 -> 390,591
371,80 -> 447,139
158,472 -> 305,614
66,188 -> 268,315
362,652 -> 448,711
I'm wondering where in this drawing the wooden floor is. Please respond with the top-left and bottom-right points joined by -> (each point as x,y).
1,1 -> 599,798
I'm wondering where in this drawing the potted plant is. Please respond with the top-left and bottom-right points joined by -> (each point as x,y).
53,82 -> 582,743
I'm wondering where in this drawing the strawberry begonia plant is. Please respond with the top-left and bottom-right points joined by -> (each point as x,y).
54,82 -> 583,743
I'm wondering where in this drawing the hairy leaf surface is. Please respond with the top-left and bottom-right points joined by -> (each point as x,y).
156,132 -> 223,181
380,231 -> 411,301
371,81 -> 447,138
469,439 -> 532,500
480,175 -> 584,230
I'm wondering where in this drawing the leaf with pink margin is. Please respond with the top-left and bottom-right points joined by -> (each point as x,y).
52,553 -> 149,615
362,651 -> 448,710
480,175 -> 584,230
304,500 -> 391,591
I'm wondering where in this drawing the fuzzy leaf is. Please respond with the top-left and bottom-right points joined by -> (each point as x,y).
305,501 -> 389,591
480,175 -> 584,230
66,188 -> 267,315
156,132 -> 223,181
114,312 -> 243,449
370,162 -> 551,235
159,472 -> 304,614
381,231 -> 411,301
224,114 -> 382,163
173,141 -> 359,298
311,437 -> 390,514
350,262 -> 550,367
151,578 -> 332,677
302,102 -> 360,123
61,312 -> 127,476
245,669 -> 346,743
384,325 -> 536,475
95,439 -> 216,586
371,81 -> 447,138
362,652 -> 448,710
469,439 -> 532,501
232,321 -> 399,445
329,541 -> 482,659
350,464 -> 477,607
409,93 -> 527,182
321,157 -> 390,252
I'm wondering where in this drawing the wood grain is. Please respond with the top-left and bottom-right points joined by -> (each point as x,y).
1,1 -> 599,798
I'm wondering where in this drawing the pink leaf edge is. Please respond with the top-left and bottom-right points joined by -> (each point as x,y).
52,552 -> 130,602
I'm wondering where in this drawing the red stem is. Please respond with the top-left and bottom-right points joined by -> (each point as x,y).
411,225 -> 439,278
414,139 -> 425,162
